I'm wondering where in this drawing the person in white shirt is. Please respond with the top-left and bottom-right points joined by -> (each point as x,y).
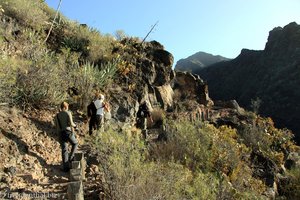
93,93 -> 105,131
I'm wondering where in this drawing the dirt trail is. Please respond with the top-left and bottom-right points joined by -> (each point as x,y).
0,106 -> 103,199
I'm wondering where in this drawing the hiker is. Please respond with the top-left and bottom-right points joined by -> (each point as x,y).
87,99 -> 97,135
55,102 -> 78,172
136,101 -> 153,138
87,92 -> 105,135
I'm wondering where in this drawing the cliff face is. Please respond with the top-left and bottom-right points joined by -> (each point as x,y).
194,22 -> 300,143
265,22 -> 300,55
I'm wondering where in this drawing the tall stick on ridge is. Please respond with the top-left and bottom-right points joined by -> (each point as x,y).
44,0 -> 63,43
141,21 -> 159,45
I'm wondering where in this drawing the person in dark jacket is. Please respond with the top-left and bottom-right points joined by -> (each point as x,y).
137,101 -> 153,138
55,102 -> 78,172
87,92 -> 105,135
87,100 -> 97,135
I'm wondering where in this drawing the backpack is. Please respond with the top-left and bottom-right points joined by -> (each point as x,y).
137,109 -> 145,118
137,103 -> 149,118
56,114 -> 72,141
103,102 -> 110,112
87,101 -> 97,117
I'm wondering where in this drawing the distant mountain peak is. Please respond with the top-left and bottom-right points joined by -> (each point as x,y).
175,51 -> 230,72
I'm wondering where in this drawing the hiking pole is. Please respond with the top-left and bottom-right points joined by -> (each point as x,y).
44,0 -> 63,43
141,21 -> 159,45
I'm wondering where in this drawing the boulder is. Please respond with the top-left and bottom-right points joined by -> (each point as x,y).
154,84 -> 174,110
173,71 -> 213,106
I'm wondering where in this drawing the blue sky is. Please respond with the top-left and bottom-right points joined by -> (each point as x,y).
45,0 -> 300,64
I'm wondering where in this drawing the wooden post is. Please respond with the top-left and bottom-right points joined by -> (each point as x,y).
74,152 -> 86,180
67,181 -> 84,200
72,161 -> 81,169
67,152 -> 87,199
70,168 -> 82,181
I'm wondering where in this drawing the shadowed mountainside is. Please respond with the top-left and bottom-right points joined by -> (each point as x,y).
194,22 -> 300,144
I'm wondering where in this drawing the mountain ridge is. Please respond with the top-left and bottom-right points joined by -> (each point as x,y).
175,51 -> 230,72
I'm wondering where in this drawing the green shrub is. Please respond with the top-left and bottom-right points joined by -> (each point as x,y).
89,128 -> 220,200
86,28 -> 115,63
15,51 -> 67,108
150,120 -> 213,171
238,116 -> 295,166
57,47 -> 81,68
184,172 -> 219,199
88,122 -> 269,200
150,121 -> 249,174
149,120 -> 271,198
61,23 -> 90,58
238,124 -> 272,154
279,167 -> 300,199
0,57 -> 23,103
115,30 -> 127,41
61,21 -> 115,63
1,0 -> 49,31
68,59 -> 118,109
210,126 -> 246,175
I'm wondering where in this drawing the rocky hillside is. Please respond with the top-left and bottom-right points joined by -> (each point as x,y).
0,106 -> 105,199
1,1 -> 300,199
194,22 -> 300,144
175,51 -> 230,72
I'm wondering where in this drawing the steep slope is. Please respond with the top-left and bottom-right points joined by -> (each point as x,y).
175,51 -> 230,72
194,22 -> 300,143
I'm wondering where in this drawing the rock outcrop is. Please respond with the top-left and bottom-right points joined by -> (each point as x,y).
173,71 -> 213,106
108,39 -> 213,126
